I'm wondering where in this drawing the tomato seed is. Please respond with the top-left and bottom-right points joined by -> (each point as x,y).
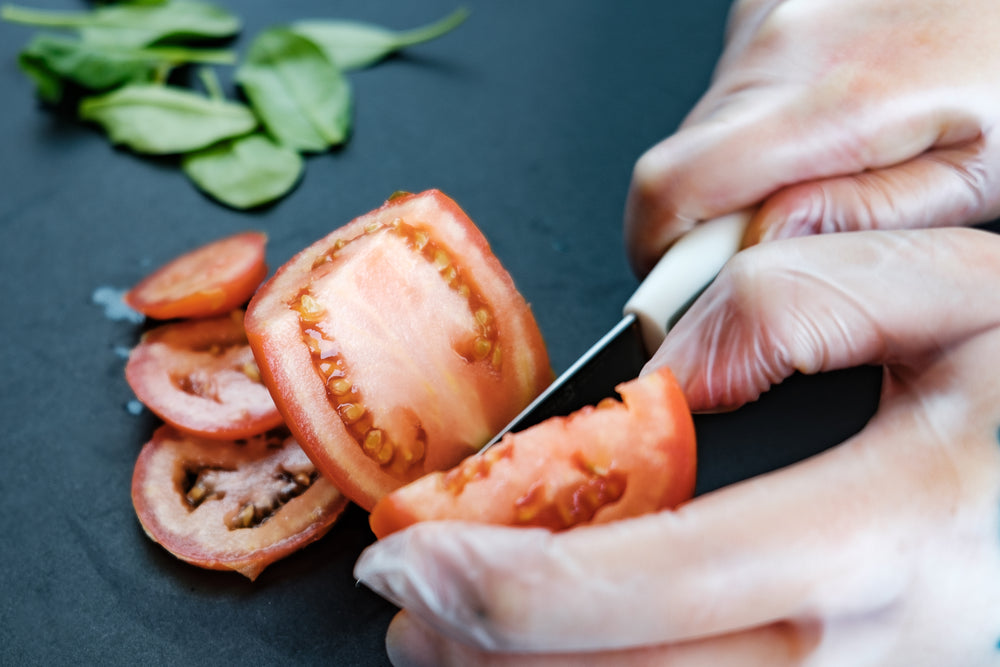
297,294 -> 325,323
473,337 -> 492,360
339,402 -> 366,424
433,249 -> 450,271
186,480 -> 209,506
328,378 -> 352,395
363,428 -> 383,453
241,360 -> 261,383
513,481 -> 546,523
234,503 -> 255,529
446,267 -> 462,288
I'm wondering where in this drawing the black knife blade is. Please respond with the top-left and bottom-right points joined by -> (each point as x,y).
482,314 -> 646,448
483,211 -> 750,449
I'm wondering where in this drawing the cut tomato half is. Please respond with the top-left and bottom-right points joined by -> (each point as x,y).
132,425 -> 348,580
126,312 -> 284,439
125,231 -> 268,320
245,190 -> 552,510
369,365 -> 696,538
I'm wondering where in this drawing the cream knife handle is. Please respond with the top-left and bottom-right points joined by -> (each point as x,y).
623,210 -> 751,354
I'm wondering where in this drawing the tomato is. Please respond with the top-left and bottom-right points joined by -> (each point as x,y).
245,190 -> 552,511
125,231 -> 268,320
126,312 -> 284,439
131,425 -> 348,581
368,365 -> 696,538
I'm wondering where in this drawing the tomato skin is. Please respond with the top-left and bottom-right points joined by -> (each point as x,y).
131,426 -> 348,581
125,312 -> 284,439
368,365 -> 696,538
125,231 -> 268,320
245,190 -> 553,511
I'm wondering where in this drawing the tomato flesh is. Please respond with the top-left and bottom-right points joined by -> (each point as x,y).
245,190 -> 552,510
131,426 -> 348,581
125,231 -> 268,320
368,365 -> 696,538
126,312 -> 284,439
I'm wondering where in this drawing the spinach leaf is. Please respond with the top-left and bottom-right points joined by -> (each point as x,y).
6,4 -> 470,211
236,27 -> 351,153
182,133 -> 304,209
19,33 -> 234,103
1,1 -> 241,48
18,47 -> 64,102
79,83 -> 256,154
195,63 -> 224,102
291,7 -> 468,71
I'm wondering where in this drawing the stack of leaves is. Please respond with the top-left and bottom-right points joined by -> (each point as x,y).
2,0 -> 468,209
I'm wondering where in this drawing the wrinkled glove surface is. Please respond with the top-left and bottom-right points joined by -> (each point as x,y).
625,0 -> 1000,275
356,227 -> 1000,666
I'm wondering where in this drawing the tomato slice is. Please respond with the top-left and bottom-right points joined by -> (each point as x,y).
125,231 -> 268,320
132,425 -> 349,581
368,365 -> 696,538
245,190 -> 553,511
126,312 -> 284,439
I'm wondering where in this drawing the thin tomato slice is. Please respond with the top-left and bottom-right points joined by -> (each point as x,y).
125,231 -> 268,320
245,190 -> 553,510
126,312 -> 284,439
132,426 -> 348,580
368,365 -> 696,538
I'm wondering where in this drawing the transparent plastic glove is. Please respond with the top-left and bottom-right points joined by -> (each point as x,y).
624,0 -> 1000,275
356,227 -> 1000,666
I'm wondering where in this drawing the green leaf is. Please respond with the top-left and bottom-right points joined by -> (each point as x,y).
20,34 -> 155,96
196,65 -> 224,102
18,49 -> 64,102
236,27 -> 351,153
98,1 -> 169,6
17,33 -> 234,102
182,132 -> 304,209
1,1 -> 241,48
291,7 -> 468,71
79,83 -> 256,154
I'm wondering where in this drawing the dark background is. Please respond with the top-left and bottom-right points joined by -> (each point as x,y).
0,1 -> 883,665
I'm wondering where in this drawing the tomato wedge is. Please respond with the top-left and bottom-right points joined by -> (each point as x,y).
126,312 -> 284,439
132,425 -> 348,581
245,190 -> 553,510
368,365 -> 696,538
125,231 -> 268,320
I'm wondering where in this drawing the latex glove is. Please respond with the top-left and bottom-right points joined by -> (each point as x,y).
355,227 -> 1000,666
625,0 -> 1000,276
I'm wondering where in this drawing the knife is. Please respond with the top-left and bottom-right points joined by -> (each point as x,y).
483,210 -> 751,449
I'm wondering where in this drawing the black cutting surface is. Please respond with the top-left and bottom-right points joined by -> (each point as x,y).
0,1 -> 884,664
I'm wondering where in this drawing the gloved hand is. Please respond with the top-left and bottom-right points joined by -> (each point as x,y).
625,0 -> 1000,276
355,227 -> 1000,666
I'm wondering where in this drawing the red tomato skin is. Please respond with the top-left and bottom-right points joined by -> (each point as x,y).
125,313 -> 284,439
125,231 -> 268,320
131,426 -> 348,581
368,365 -> 696,539
245,190 -> 553,511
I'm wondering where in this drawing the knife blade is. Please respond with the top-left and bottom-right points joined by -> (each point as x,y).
483,210 -> 751,449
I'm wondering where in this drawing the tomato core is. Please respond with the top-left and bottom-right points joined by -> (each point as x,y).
290,217 -> 508,477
